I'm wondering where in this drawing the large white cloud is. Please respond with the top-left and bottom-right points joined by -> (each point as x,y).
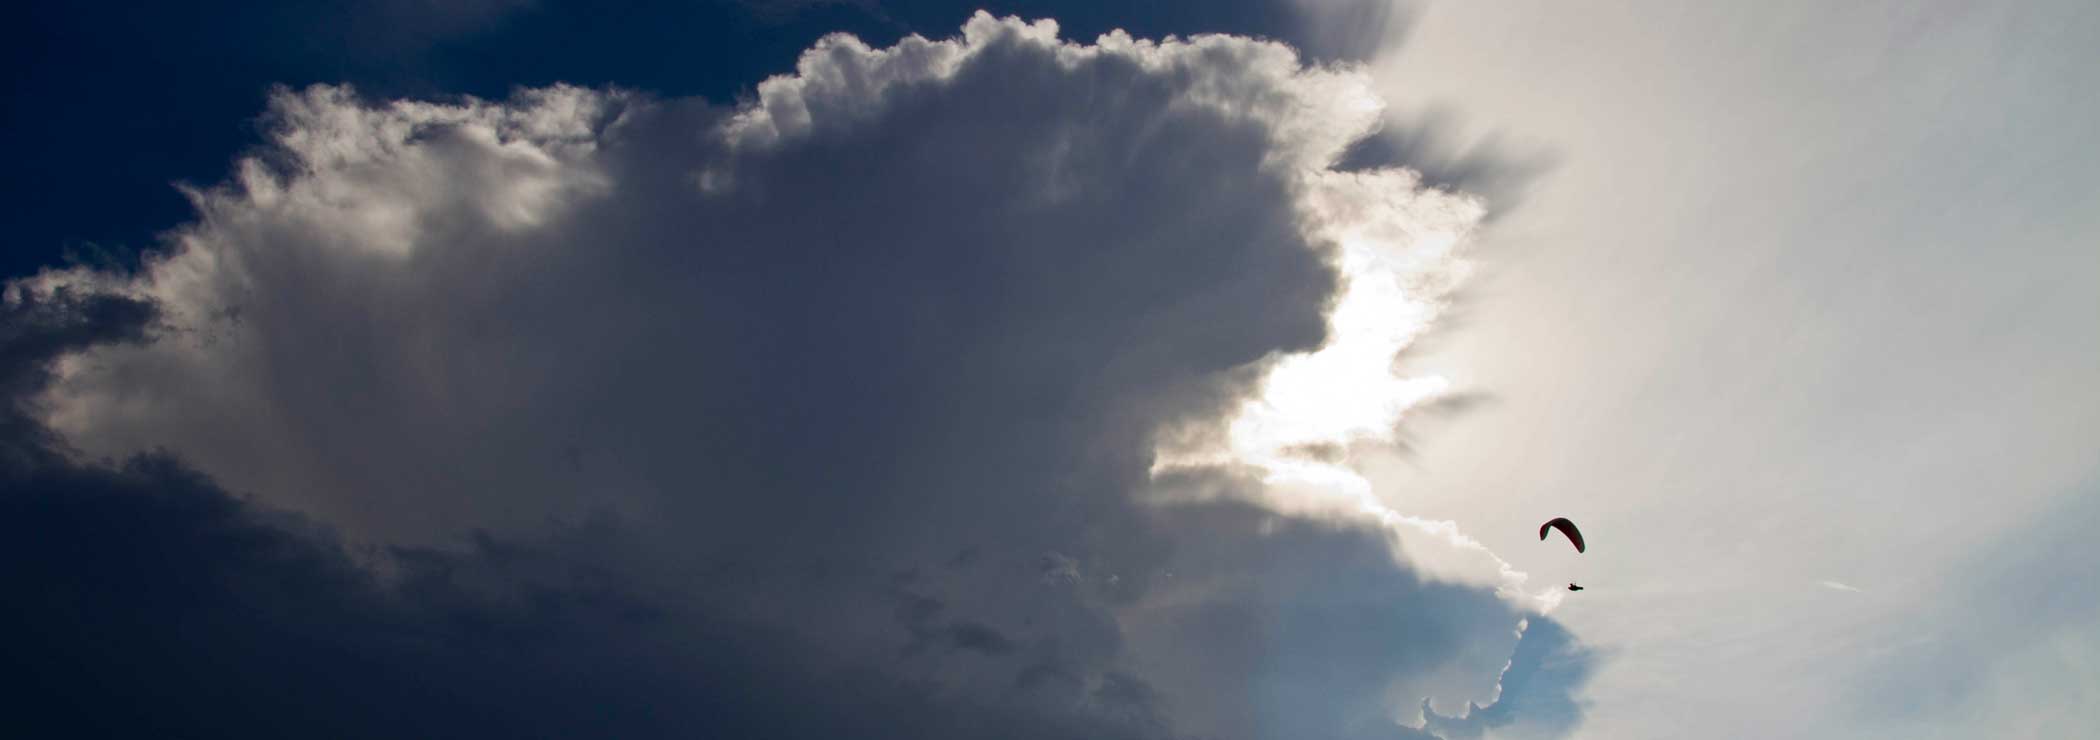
19,13 -> 1588,738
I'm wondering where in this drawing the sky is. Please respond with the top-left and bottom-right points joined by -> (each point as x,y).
3,2 -> 2095,739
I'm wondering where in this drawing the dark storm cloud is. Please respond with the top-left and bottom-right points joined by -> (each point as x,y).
43,19 -> 1344,549
10,15 -> 1593,739
0,416 -> 1163,738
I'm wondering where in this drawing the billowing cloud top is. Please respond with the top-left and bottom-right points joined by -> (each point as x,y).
7,13 -> 1589,739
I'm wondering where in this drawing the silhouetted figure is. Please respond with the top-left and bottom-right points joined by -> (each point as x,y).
1566,583 -> 1584,592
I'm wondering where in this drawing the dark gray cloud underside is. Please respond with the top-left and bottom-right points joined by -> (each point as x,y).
0,297 -> 1150,739
0,458 -> 1166,739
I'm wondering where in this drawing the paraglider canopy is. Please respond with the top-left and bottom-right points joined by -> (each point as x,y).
1539,517 -> 1585,553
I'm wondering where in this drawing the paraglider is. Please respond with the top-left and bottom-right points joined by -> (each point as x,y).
1539,517 -> 1587,593
1538,517 -> 1585,553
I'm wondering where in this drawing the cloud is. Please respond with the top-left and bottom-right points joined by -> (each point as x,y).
1421,618 -> 1599,740
1,430 -> 1169,738
1118,498 -> 1540,739
758,0 -> 1411,63
1819,580 -> 1864,593
1,280 -> 158,409
11,13 -> 1591,739
0,281 -> 161,462
1333,106 -> 1560,221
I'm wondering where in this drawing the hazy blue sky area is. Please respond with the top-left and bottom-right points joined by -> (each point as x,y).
4,2 -> 2095,738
